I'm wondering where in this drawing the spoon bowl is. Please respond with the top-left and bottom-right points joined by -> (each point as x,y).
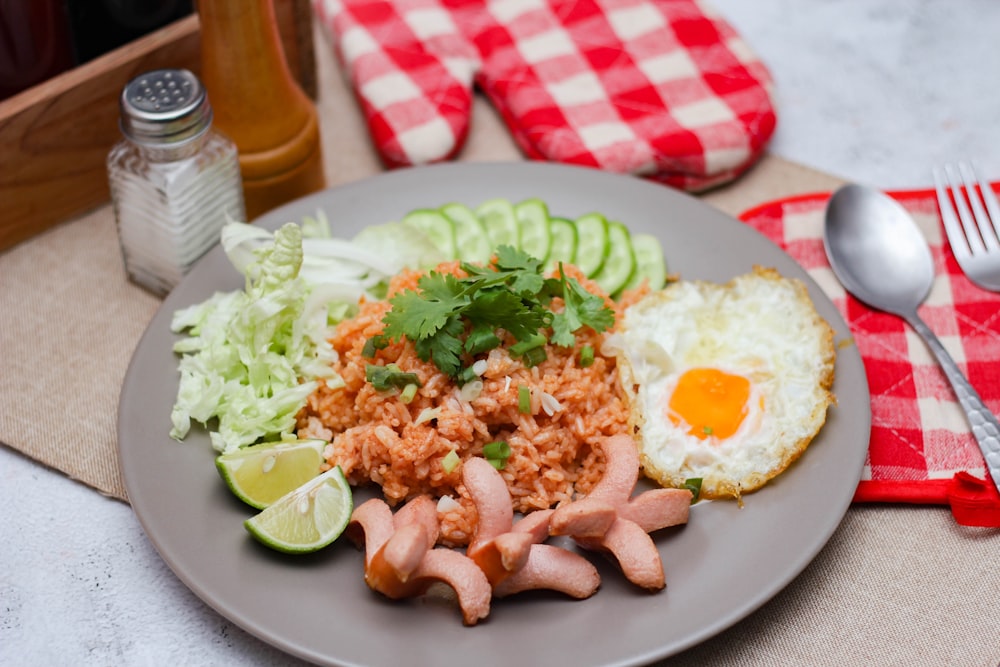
823,183 -> 1000,493
823,183 -> 934,317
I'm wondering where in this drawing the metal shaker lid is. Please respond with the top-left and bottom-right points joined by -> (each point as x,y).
119,69 -> 213,145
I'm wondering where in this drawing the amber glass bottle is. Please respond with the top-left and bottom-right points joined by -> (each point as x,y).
197,0 -> 325,219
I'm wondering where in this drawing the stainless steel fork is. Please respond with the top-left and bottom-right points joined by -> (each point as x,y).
932,162 -> 1000,291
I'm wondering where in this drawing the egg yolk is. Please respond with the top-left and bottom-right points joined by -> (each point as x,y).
667,368 -> 750,440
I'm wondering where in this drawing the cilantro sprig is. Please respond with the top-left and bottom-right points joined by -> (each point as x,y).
370,246 -> 614,381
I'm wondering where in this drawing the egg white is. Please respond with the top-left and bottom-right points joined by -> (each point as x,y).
617,267 -> 836,500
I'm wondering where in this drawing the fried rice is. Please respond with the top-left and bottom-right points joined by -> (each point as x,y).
296,262 -> 644,546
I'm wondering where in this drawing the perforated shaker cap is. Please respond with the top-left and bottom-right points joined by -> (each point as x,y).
119,69 -> 213,145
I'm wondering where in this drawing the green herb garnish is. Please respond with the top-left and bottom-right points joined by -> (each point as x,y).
361,335 -> 389,359
399,383 -> 419,404
483,440 -> 511,470
375,246 -> 614,380
579,344 -> 594,368
365,363 -> 422,392
456,365 -> 479,386
549,268 -> 616,347
518,385 -> 531,414
441,449 -> 460,474
508,332 -> 546,357
683,477 -> 703,503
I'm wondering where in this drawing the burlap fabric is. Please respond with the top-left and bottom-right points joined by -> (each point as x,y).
1,23 -> 997,666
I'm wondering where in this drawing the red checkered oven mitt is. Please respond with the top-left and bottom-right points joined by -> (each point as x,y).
314,0 -> 776,190
740,186 -> 1000,527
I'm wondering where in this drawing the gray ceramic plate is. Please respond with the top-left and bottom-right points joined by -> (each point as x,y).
119,162 -> 870,667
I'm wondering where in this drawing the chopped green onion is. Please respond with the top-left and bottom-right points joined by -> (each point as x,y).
683,477 -> 702,503
400,383 -> 418,404
702,426 -> 713,436
579,344 -> 594,368
483,441 -> 511,470
521,346 -> 547,368
464,328 -> 502,355
518,385 -> 531,414
442,450 -> 460,474
361,334 -> 388,359
366,363 -> 421,392
509,332 -> 546,357
457,365 -> 479,386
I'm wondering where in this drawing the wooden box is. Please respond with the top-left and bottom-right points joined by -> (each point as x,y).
0,0 -> 317,252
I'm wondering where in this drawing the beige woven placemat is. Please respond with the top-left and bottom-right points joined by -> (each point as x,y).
0,208 -> 159,500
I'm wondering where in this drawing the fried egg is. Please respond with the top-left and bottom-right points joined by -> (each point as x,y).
615,267 -> 836,501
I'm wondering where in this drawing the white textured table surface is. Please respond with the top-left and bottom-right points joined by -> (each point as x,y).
4,2 -> 1000,666
716,0 -> 1000,188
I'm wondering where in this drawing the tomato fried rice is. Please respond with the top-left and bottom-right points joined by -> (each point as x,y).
296,262 -> 644,546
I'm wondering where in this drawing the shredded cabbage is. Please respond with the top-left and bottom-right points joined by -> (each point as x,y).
170,223 -> 343,453
220,211 -> 445,303
170,211 -> 445,453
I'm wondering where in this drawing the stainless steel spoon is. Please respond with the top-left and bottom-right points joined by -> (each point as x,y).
824,183 -> 1000,493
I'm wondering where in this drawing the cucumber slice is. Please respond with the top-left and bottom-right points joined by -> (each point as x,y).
441,202 -> 492,264
592,221 -> 636,296
572,213 -> 610,278
623,233 -> 668,291
402,209 -> 457,259
514,198 -> 552,262
475,198 -> 520,251
544,217 -> 578,274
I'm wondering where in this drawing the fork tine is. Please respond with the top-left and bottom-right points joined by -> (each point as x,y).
944,163 -> 987,256
934,166 -> 973,259
971,161 -> 1000,246
958,162 -> 1000,251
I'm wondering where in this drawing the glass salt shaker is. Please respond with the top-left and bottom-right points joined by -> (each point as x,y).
108,68 -> 245,296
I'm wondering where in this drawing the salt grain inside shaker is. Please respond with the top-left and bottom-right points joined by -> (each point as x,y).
107,68 -> 245,296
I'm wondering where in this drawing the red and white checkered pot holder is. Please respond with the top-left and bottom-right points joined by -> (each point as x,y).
740,186 -> 1000,527
313,0 -> 776,190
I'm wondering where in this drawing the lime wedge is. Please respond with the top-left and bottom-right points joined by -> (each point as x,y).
216,438 -> 327,510
244,466 -> 353,554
